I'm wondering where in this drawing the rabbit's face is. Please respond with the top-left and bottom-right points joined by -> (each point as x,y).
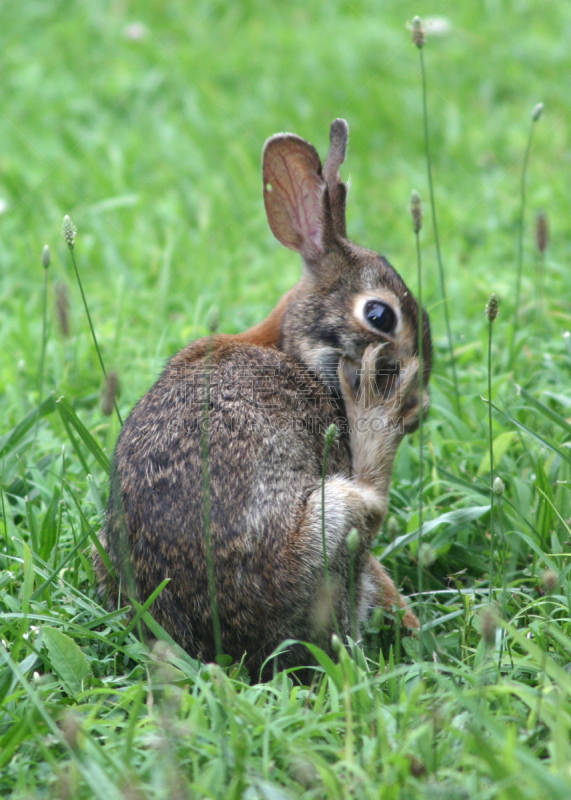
281,242 -> 431,397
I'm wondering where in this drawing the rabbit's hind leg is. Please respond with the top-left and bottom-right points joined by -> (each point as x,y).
362,555 -> 419,630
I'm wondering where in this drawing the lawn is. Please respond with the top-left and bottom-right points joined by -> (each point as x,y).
1,1 -> 571,797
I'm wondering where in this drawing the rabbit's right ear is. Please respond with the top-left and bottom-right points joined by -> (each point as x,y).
263,134 -> 329,264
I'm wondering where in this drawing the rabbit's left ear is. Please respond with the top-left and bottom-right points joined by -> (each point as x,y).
262,133 -> 328,263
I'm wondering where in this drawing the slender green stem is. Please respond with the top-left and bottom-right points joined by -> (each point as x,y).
321,426 -> 338,584
1,487 -> 8,550
38,267 -> 49,403
536,595 -> 551,727
513,121 -> 536,354
33,264 -> 50,453
343,668 -> 354,764
321,424 -> 341,639
389,518 -> 401,666
497,492 -> 506,670
348,549 -> 356,641
201,337 -> 223,659
419,47 -> 461,418
68,246 -> 123,426
536,249 -> 545,327
488,318 -> 495,604
415,229 -> 425,645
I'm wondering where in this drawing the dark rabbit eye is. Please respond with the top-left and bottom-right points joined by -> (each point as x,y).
363,300 -> 396,334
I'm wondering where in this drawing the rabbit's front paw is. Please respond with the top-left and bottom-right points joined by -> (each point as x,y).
339,344 -> 424,436
338,344 -> 427,485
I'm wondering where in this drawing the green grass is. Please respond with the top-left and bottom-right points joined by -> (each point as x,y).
2,0 -> 571,797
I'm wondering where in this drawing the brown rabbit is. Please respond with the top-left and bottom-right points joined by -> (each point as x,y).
94,119 -> 432,679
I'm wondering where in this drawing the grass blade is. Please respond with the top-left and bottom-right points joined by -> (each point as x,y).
0,395 -> 56,459
517,386 -> 571,435
381,505 -> 490,559
493,402 -> 571,466
38,486 -> 61,561
42,624 -> 90,694
118,578 -> 171,644
56,396 -> 110,473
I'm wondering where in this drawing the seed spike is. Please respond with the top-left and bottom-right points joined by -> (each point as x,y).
410,190 -> 423,234
486,293 -> 499,323
41,245 -> 51,269
411,16 -> 425,48
62,215 -> 77,249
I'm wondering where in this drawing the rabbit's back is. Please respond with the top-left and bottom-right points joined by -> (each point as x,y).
97,339 -> 351,670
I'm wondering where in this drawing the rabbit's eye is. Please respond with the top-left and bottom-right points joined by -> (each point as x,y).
363,300 -> 396,334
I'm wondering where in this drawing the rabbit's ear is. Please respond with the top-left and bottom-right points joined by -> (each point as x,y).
263,134 -> 330,263
323,118 -> 349,239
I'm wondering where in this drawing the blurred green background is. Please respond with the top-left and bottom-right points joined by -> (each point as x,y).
0,0 -> 569,414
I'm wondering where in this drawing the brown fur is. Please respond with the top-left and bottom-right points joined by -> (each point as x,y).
95,120 -> 432,680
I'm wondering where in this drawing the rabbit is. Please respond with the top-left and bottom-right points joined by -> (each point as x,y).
94,118 -> 432,679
